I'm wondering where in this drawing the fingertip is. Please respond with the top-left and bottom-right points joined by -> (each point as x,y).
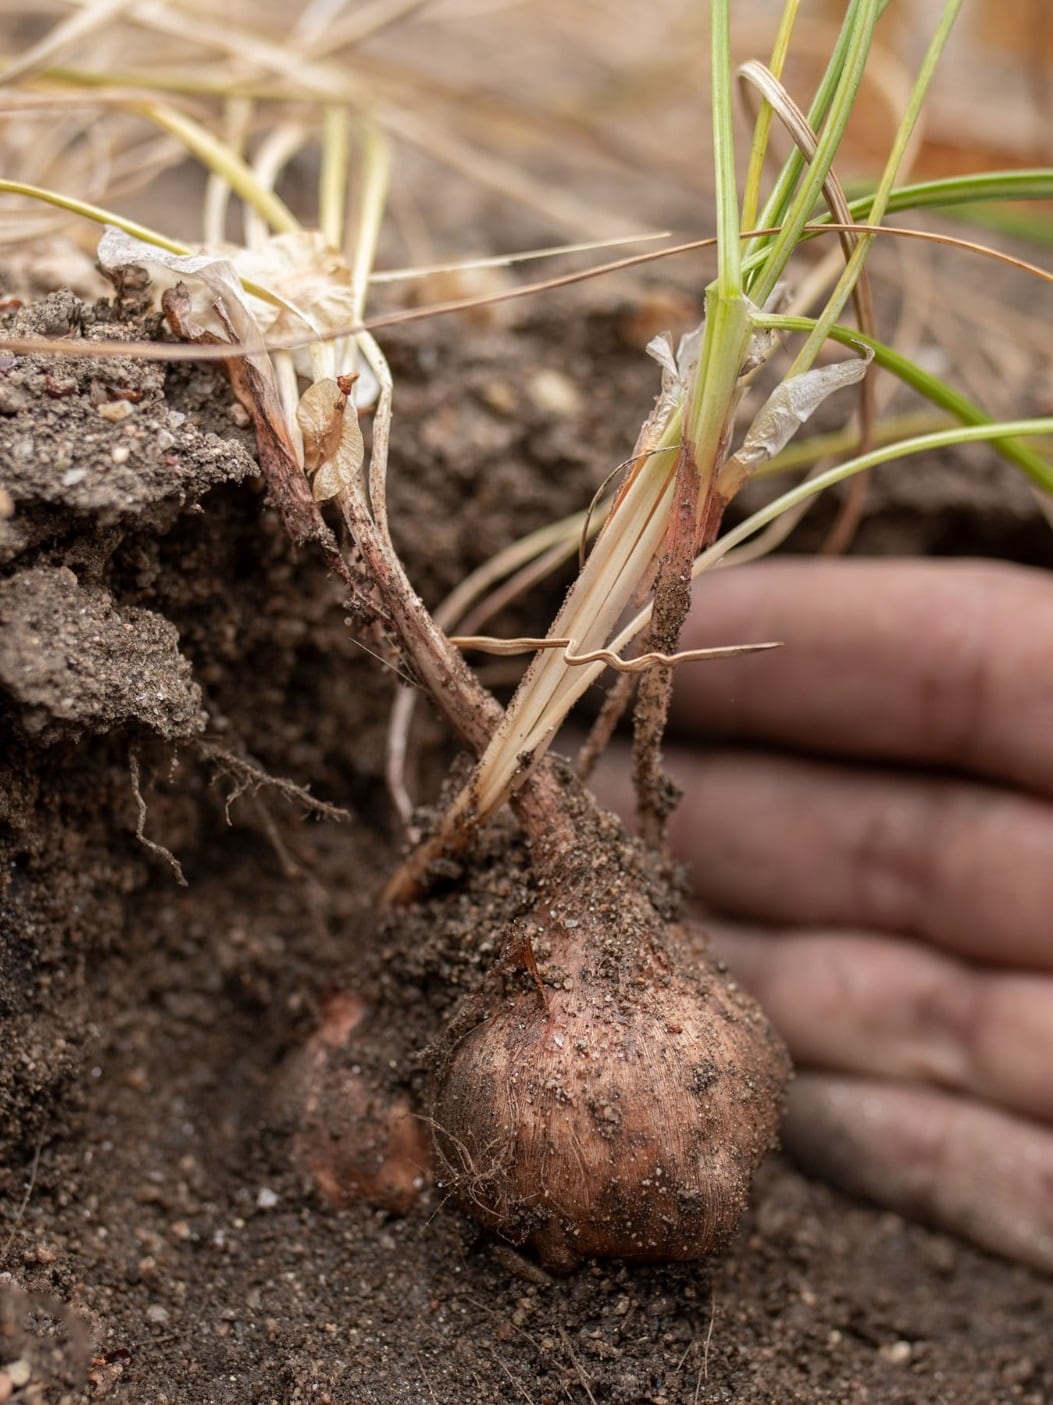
783,1074 -> 1053,1274
674,557 -> 1053,795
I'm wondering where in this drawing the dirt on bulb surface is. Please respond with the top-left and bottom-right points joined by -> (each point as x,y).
0,273 -> 1051,1405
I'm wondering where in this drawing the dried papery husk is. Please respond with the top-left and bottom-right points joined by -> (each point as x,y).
428,784 -> 790,1271
273,991 -> 431,1215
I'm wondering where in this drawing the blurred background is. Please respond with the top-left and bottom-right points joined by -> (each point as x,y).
1,0 -> 1051,260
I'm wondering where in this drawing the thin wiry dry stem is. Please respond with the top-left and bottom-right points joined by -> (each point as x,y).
4,223 -> 1050,364
449,634 -> 778,671
371,231 -> 668,285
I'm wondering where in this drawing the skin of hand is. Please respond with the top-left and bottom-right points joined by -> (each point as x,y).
589,556 -> 1053,1272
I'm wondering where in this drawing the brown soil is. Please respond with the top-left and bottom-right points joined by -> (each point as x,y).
1,272 -> 1051,1405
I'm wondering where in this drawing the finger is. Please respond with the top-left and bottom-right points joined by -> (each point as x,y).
662,748 -> 1053,970
670,558 -> 1053,796
699,919 -> 1053,1124
782,1073 -> 1053,1274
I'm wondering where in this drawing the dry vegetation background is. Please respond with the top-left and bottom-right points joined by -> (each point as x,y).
2,0 -> 1051,430
2,0 -> 1052,253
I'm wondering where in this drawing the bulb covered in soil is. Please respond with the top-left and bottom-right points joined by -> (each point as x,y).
273,991 -> 431,1214
429,802 -> 790,1271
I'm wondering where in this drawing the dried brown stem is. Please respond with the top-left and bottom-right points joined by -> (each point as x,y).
628,429 -> 736,851
336,484 -> 500,757
337,479 -> 585,908
161,288 -> 381,619
630,449 -> 703,849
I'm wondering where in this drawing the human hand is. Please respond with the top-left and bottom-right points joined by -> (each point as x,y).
592,557 -> 1053,1272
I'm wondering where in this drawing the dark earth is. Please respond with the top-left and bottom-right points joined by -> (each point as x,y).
1,259 -> 1052,1405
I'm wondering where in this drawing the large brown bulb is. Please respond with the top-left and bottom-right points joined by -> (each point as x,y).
430,878 -> 790,1272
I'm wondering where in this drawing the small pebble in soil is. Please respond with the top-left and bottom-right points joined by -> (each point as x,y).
96,400 -> 134,422
524,367 -> 580,417
880,1339 -> 913,1365
3,1360 -> 30,1388
0,383 -> 28,414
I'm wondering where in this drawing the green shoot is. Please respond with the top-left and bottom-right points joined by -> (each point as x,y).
602,415 -> 1053,667
740,0 -> 800,234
